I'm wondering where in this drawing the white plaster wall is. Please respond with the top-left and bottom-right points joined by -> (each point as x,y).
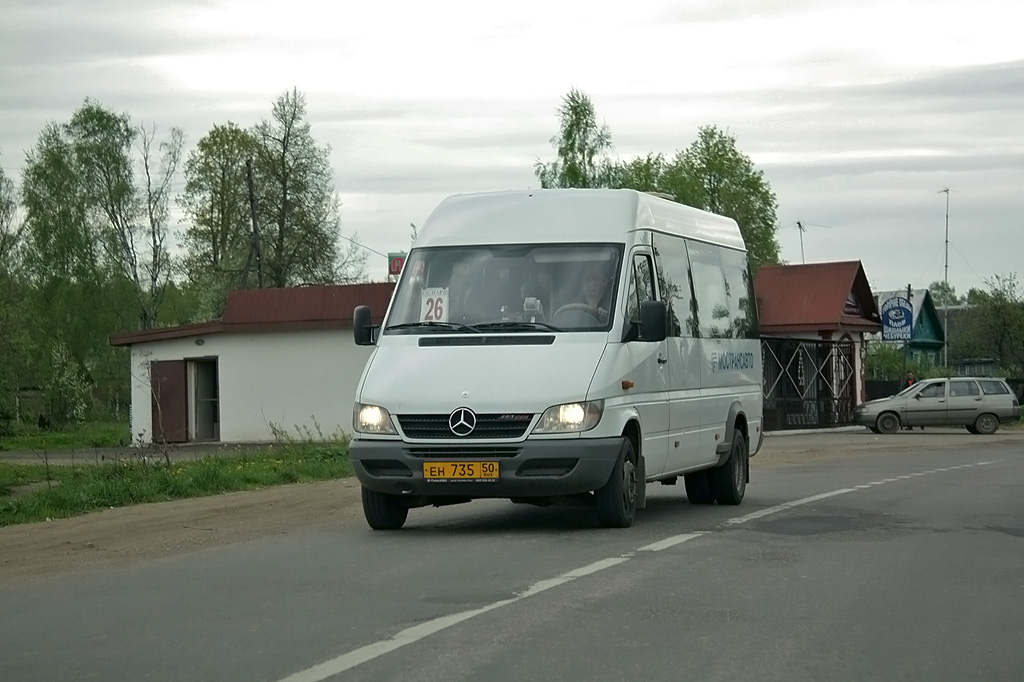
129,330 -> 373,443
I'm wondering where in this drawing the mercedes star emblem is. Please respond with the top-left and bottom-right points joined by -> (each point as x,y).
448,407 -> 477,436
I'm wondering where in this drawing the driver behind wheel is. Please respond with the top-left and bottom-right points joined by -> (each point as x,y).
552,260 -> 614,323
572,261 -> 613,323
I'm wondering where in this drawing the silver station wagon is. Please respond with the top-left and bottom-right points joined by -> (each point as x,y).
854,377 -> 1021,435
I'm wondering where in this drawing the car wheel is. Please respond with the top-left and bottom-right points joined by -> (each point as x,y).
876,412 -> 900,435
684,470 -> 715,504
361,487 -> 409,530
965,424 -> 979,434
867,426 -> 880,434
710,428 -> 747,505
973,413 -> 999,435
595,438 -> 638,528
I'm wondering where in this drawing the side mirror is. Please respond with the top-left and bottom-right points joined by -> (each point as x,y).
638,300 -> 667,342
353,305 -> 374,346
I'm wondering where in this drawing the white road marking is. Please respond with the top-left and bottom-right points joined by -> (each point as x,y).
275,459 -> 1000,682
275,557 -> 627,682
638,532 -> 704,552
725,489 -> 857,526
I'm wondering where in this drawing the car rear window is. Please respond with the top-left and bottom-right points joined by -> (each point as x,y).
979,380 -> 1010,395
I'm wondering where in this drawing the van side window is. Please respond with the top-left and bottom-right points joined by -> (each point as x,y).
626,254 -> 655,323
685,240 -> 731,338
720,247 -> 759,338
652,234 -> 696,337
949,380 -> 980,397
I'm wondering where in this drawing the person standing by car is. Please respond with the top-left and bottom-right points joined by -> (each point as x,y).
904,372 -> 917,390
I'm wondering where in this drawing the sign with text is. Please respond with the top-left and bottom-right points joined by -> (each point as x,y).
420,287 -> 449,322
881,296 -> 913,341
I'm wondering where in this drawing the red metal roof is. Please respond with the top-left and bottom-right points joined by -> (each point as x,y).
110,282 -> 395,346
754,261 -> 881,334
222,283 -> 395,325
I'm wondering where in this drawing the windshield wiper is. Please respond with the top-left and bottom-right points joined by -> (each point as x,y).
385,321 -> 481,333
473,321 -> 563,332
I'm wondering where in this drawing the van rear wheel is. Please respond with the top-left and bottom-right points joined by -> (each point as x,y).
361,487 -> 409,530
595,439 -> 638,528
710,429 -> 748,505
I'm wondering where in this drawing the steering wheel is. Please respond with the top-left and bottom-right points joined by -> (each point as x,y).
552,303 -> 607,322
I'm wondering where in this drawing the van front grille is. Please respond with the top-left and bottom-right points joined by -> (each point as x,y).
397,414 -> 533,439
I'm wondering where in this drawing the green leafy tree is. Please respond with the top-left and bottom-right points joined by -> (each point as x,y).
928,280 -> 963,308
0,160 -> 32,425
864,342 -> 936,380
969,274 -> 1024,373
20,106 -> 157,415
253,88 -> 366,287
661,126 -> 780,270
43,340 -> 91,428
65,102 -> 182,329
179,122 -> 259,317
608,153 -> 667,193
534,89 -> 614,189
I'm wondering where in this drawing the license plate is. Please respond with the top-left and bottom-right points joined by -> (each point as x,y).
423,461 -> 499,481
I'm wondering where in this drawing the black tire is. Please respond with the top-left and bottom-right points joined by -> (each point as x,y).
684,470 -> 715,505
710,429 -> 748,505
868,426 -> 881,434
595,438 -> 638,528
965,424 -> 979,434
876,412 -> 900,435
361,487 -> 409,530
973,413 -> 999,435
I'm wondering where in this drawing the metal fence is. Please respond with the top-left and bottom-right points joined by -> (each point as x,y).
762,337 -> 857,431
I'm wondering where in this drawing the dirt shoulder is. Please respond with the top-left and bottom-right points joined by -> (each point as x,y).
2,428 -> 1021,586
0,478 -> 364,585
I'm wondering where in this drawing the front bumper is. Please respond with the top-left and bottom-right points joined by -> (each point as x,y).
853,410 -> 879,427
350,437 -> 624,498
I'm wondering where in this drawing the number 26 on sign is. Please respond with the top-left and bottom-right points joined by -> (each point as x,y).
420,287 -> 448,322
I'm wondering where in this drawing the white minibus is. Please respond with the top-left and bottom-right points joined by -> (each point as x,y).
350,189 -> 763,529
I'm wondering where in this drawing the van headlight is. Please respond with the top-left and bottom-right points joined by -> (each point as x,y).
353,403 -> 398,435
533,400 -> 604,433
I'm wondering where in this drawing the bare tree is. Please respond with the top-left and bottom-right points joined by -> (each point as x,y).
138,124 -> 184,326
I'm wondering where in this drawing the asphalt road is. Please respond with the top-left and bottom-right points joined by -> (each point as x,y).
2,431 -> 1023,682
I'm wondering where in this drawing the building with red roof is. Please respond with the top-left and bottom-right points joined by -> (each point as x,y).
110,283 -> 395,444
754,261 -> 882,427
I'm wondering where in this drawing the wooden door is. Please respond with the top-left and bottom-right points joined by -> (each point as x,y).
150,360 -> 188,443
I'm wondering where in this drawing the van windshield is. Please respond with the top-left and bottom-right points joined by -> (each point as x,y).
384,244 -> 623,333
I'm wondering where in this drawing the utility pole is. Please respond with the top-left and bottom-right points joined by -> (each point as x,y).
246,158 -> 264,289
903,283 -> 911,379
939,188 -> 950,371
796,221 -> 805,264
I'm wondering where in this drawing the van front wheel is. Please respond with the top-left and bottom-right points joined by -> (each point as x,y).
361,487 -> 409,530
595,439 -> 637,528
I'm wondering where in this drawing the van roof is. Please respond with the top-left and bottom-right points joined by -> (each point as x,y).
414,189 -> 746,251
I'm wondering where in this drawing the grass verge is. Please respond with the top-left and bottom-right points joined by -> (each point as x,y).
0,439 -> 352,527
0,421 -> 130,451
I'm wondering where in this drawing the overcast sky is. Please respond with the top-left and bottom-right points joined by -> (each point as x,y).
2,0 -> 1022,294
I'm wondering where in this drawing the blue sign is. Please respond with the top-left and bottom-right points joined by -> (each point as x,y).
881,296 -> 913,341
